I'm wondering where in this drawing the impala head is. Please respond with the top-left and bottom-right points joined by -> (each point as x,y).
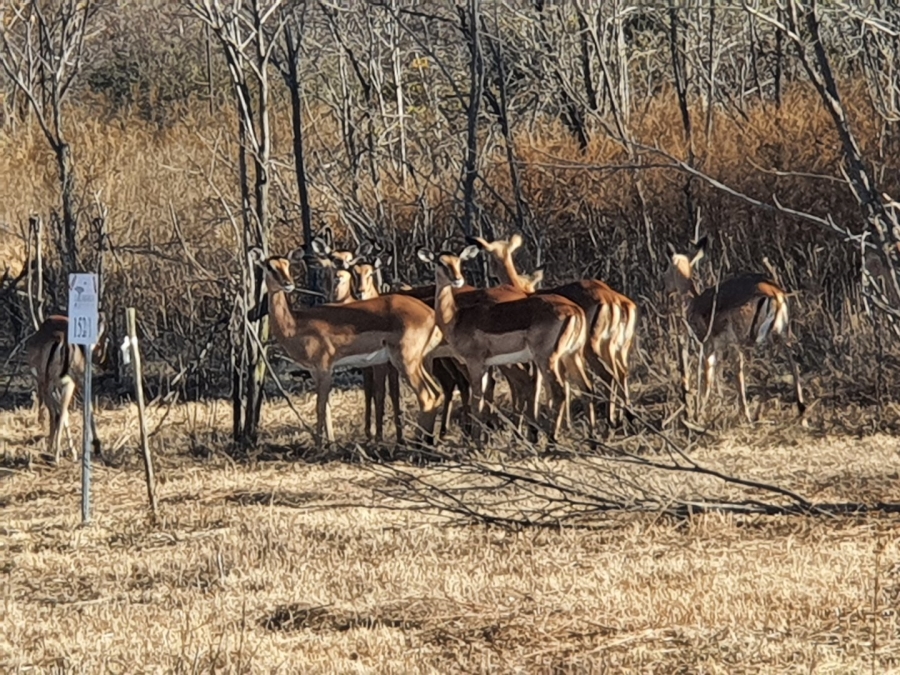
417,245 -> 480,289
351,257 -> 383,301
92,311 -> 110,368
310,230 -> 358,271
518,268 -> 544,293
331,269 -> 354,303
466,233 -> 524,279
465,233 -> 523,259
249,247 -> 304,294
664,236 -> 707,297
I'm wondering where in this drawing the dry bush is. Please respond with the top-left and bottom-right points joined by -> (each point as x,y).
0,79 -> 897,422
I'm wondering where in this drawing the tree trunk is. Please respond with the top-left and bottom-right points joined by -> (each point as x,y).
56,141 -> 78,276
461,0 -> 483,237
283,25 -> 316,292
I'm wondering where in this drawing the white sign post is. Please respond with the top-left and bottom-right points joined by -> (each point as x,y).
68,273 -> 99,524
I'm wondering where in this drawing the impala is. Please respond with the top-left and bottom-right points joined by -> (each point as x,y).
309,235 -> 406,444
467,234 -> 638,427
417,244 -> 591,441
664,237 -> 805,422
25,314 -> 106,463
251,247 -> 443,447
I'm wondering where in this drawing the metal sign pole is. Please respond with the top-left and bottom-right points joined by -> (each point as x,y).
68,272 -> 99,526
82,350 -> 92,524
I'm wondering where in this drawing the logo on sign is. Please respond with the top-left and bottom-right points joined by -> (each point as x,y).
68,273 -> 100,346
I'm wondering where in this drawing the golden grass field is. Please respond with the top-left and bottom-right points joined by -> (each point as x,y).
3,382 -> 900,673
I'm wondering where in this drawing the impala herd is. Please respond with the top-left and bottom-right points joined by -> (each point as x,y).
23,228 -> 807,461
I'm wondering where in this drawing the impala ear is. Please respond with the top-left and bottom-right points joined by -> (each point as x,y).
310,238 -> 330,256
459,244 -> 481,261
356,240 -> 373,258
322,226 -> 334,249
690,236 -> 708,266
509,233 -> 524,253
417,248 -> 435,264
465,235 -> 489,250
248,247 -> 266,266
530,267 -> 544,286
373,257 -> 382,270
665,242 -> 677,259
288,248 -> 306,264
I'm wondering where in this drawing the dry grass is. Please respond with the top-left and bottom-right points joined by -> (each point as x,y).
3,388 -> 900,673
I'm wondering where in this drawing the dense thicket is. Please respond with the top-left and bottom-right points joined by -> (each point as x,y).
1,0 -> 898,409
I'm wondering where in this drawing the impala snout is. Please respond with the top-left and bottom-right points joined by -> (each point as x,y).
282,283 -> 296,293
451,278 -> 465,289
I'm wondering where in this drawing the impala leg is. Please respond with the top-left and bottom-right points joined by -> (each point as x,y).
433,359 -> 455,438
528,366 -> 544,444
483,368 -> 496,410
314,372 -> 334,447
453,361 -> 472,438
59,379 -> 77,461
466,362 -> 487,446
603,341 -> 620,427
565,351 -> 593,433
781,339 -> 806,417
407,364 -> 440,447
47,392 -> 62,463
387,364 -> 402,443
371,366 -> 388,442
501,364 -> 534,430
702,352 -> 716,414
736,350 -> 752,424
586,349 -> 613,428
544,362 -> 567,443
393,349 -> 440,447
363,368 -> 375,441
89,401 -> 102,462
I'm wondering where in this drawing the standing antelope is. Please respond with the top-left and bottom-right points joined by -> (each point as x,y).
349,258 -> 404,443
417,244 -> 591,442
467,234 -> 638,427
310,236 -> 404,444
251,247 -> 443,447
664,238 -> 806,422
25,315 -> 106,463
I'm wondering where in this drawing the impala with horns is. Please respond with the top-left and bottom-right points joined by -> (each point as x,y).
467,233 -> 638,428
25,314 -> 107,463
664,236 -> 805,422
417,244 -> 592,442
251,247 -> 443,447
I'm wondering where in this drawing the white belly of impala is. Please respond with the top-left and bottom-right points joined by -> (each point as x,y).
334,348 -> 390,369
485,348 -> 532,367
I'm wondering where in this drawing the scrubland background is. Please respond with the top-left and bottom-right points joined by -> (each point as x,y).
3,1 -> 900,672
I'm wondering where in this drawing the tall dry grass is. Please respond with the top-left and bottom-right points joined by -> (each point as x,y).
0,81 -> 897,411
2,397 -> 900,672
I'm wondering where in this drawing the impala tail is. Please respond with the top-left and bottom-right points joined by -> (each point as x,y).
618,301 -> 638,352
755,290 -> 789,344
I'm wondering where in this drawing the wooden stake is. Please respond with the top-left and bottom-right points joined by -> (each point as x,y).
126,307 -> 158,516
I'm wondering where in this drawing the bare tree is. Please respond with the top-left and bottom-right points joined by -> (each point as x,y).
0,0 -> 100,278
273,2 -> 316,291
746,0 -> 900,329
187,0 -> 287,445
